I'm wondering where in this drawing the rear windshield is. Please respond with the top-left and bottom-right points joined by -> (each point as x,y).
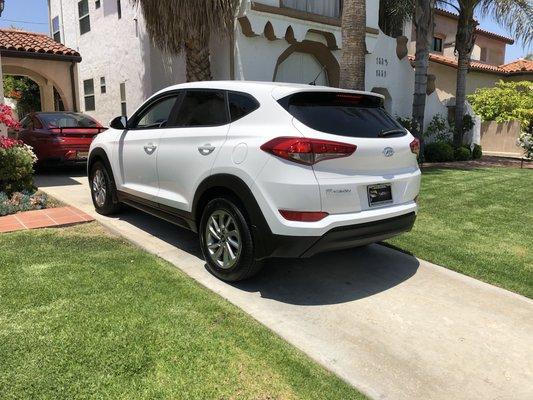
39,113 -> 99,128
278,92 -> 406,138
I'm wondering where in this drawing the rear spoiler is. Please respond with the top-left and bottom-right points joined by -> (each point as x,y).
50,127 -> 108,134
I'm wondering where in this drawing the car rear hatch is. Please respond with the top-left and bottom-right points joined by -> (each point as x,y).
276,90 -> 420,214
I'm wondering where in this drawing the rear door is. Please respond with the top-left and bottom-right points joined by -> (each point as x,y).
156,89 -> 230,212
117,94 -> 181,201
278,91 -> 419,213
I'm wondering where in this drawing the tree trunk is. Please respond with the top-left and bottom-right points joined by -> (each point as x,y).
340,0 -> 366,90
185,35 -> 212,82
411,0 -> 434,142
453,5 -> 477,147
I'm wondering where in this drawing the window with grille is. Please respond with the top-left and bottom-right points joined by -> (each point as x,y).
120,83 -> 127,116
52,16 -> 61,43
78,0 -> 91,35
84,79 -> 95,111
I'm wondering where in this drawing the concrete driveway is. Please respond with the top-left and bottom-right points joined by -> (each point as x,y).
36,170 -> 533,400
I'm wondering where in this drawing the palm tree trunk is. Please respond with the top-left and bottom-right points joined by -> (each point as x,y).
411,0 -> 434,141
340,0 -> 366,90
185,36 -> 212,82
453,5 -> 477,147
454,54 -> 470,146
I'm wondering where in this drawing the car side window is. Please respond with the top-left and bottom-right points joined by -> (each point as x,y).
174,90 -> 228,127
33,117 -> 43,129
20,116 -> 31,129
132,96 -> 179,130
228,92 -> 259,122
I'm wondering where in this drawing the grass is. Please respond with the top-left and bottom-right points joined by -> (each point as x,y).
0,223 -> 365,400
388,167 -> 532,298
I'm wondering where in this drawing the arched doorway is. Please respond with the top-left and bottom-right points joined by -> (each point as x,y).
273,41 -> 340,87
3,75 -> 42,119
275,52 -> 329,86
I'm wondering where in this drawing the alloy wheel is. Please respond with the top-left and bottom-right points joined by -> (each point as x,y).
92,169 -> 107,208
205,210 -> 242,269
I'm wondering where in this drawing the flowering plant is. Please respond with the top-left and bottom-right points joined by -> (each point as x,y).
0,136 -> 37,195
0,104 -> 20,129
517,131 -> 533,160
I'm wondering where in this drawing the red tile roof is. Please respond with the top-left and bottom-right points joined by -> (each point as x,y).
500,59 -> 533,74
409,53 -> 533,76
0,29 -> 81,61
434,8 -> 514,44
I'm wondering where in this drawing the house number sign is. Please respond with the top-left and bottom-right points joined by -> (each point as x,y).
376,57 -> 389,78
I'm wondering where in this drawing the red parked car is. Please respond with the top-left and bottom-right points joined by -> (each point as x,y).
16,112 -> 106,165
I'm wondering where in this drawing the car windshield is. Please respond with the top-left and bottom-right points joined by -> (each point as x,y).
278,92 -> 406,138
39,113 -> 99,128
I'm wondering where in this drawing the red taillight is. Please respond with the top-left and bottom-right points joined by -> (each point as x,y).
50,128 -> 61,134
261,137 -> 356,165
279,210 -> 329,222
410,138 -> 420,157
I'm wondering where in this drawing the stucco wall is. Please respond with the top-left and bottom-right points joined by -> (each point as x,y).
480,120 -> 522,156
49,0 -> 185,125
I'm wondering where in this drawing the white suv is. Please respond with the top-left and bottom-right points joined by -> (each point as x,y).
88,81 -> 421,281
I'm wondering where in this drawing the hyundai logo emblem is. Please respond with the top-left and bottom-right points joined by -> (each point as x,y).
383,147 -> 395,157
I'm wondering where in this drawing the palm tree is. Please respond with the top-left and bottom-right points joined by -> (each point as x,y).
131,0 -> 239,82
447,0 -> 533,146
340,0 -> 367,90
380,0 -> 434,143
411,0 -> 435,141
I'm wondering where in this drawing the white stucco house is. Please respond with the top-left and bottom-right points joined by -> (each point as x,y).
47,0 -> 419,126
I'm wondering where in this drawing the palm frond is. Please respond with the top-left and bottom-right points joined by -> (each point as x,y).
130,0 -> 240,54
479,0 -> 533,44
379,0 -> 414,37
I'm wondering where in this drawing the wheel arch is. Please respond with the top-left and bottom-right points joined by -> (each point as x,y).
87,147 -> 113,179
193,174 -> 271,258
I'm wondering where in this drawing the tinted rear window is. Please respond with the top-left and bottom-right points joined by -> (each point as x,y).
39,113 -> 99,128
278,92 -> 405,138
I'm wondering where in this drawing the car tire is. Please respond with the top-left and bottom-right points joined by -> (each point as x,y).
199,197 -> 263,282
89,161 -> 121,215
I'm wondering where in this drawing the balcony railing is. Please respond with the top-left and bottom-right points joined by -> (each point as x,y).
280,0 -> 341,19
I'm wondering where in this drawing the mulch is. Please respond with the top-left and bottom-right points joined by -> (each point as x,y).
421,156 -> 532,170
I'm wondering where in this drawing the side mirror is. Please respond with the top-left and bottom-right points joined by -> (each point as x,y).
110,116 -> 128,130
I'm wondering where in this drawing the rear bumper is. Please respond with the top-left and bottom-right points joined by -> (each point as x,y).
256,212 -> 416,259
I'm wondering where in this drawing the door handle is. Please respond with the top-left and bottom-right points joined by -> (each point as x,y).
198,144 -> 215,156
143,143 -> 157,154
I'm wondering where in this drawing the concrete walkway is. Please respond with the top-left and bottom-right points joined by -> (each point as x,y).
36,171 -> 533,400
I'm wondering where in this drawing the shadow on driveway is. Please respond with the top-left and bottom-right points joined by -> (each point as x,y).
36,165 -> 87,187
113,206 -> 419,306
234,246 -> 419,305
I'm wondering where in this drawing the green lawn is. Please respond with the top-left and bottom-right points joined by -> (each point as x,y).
388,167 -> 532,298
0,223 -> 365,400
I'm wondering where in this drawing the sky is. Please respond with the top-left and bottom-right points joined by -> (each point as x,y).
0,0 -> 531,63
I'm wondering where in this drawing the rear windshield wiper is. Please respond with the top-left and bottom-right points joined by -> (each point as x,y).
378,129 -> 406,138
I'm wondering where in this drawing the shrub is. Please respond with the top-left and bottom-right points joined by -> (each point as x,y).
396,116 -> 421,136
472,144 -> 482,159
517,131 -> 533,159
0,191 -> 48,217
454,146 -> 472,161
425,114 -> 453,143
0,136 -> 37,195
424,142 -> 454,162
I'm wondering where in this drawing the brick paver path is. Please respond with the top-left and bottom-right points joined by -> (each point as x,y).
0,206 -> 94,233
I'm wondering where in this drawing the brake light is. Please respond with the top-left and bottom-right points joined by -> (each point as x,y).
261,137 -> 356,165
279,210 -> 329,222
410,138 -> 420,157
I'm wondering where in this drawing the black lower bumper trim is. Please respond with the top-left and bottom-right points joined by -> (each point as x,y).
260,212 -> 416,259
